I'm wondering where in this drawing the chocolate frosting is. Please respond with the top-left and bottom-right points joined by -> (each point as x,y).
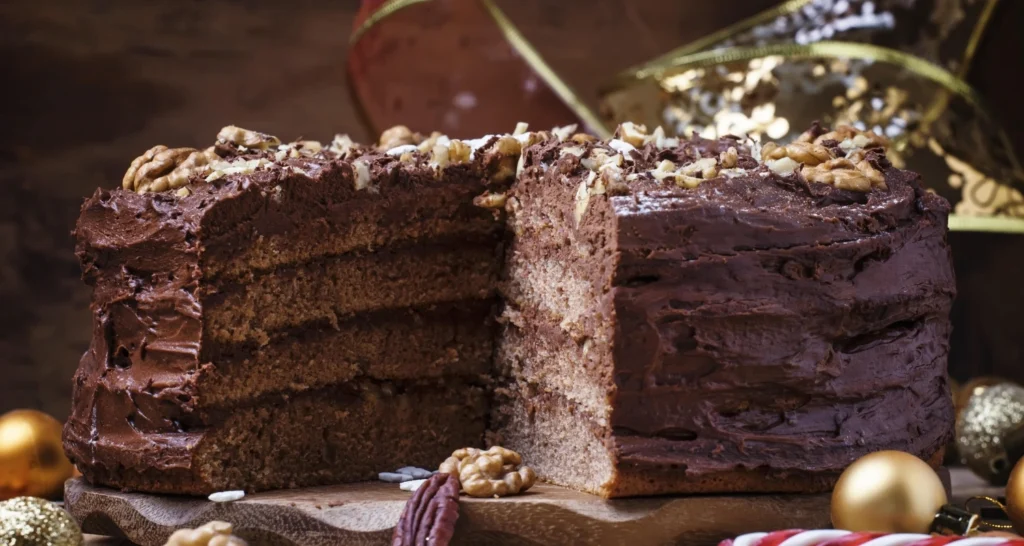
518,133 -> 955,479
64,141 -> 513,482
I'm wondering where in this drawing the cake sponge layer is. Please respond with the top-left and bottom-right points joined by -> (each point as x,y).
204,241 -> 500,345
66,380 -> 486,495
196,301 -> 496,407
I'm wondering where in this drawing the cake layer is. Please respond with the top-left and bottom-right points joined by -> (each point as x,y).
493,381 -> 947,497
65,380 -> 486,494
203,239 -> 501,345
85,301 -> 495,420
195,301 -> 496,406
198,170 -> 501,280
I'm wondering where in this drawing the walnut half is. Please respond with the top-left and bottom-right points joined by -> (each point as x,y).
123,145 -> 219,193
164,521 -> 248,546
439,446 -> 537,498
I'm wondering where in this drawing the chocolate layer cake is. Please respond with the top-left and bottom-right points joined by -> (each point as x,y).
64,126 -> 522,494
491,123 -> 956,497
65,122 -> 955,498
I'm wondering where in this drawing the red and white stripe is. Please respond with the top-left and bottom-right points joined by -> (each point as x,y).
719,530 -> 1024,546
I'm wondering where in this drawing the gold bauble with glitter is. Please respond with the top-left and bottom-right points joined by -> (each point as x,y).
0,410 -> 75,500
956,382 -> 1024,484
956,377 -> 1011,416
831,450 -> 947,533
0,496 -> 83,546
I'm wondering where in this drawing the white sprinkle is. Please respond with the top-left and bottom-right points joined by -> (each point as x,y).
464,135 -> 497,151
400,479 -> 427,492
208,490 -> 245,503
386,144 -> 418,156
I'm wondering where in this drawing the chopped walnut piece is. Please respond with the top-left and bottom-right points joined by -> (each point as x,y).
164,521 -> 247,546
329,134 -> 357,157
513,121 -> 529,136
803,151 -> 886,191
204,157 -> 268,183
761,140 -> 832,166
803,124 -> 889,150
123,145 -> 220,193
616,122 -> 648,147
352,158 -> 372,191
379,125 -> 417,150
473,191 -> 507,209
551,124 -> 578,142
574,171 -> 599,225
650,157 -> 717,188
417,132 -> 447,153
766,156 -> 800,176
719,147 -> 739,168
216,125 -> 281,150
484,136 -> 522,181
439,446 -> 537,498
448,140 -> 472,164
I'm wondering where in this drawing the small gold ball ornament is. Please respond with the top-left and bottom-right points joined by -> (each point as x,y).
831,450 -> 947,533
0,409 -> 76,501
956,382 -> 1024,484
1004,456 -> 1024,533
0,496 -> 83,546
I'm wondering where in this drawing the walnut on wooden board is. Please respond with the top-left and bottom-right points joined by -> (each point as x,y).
164,521 -> 248,546
439,446 -> 537,498
122,145 -> 219,193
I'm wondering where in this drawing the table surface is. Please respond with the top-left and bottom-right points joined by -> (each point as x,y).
78,467 -> 1004,545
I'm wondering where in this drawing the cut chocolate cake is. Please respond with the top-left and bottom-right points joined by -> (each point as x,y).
65,121 -> 955,498
491,123 -> 956,497
65,126 -> 523,494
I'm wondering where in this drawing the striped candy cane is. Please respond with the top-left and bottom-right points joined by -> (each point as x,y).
719,530 -> 1024,546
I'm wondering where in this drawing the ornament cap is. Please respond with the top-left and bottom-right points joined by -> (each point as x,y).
931,503 -> 980,536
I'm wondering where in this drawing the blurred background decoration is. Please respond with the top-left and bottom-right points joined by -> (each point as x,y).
2,0 -> 1023,426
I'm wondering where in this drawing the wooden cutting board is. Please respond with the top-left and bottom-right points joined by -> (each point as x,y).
66,478 -> 833,546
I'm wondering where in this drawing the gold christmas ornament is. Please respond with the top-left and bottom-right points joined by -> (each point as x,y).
0,410 -> 75,501
956,377 -> 1011,416
1005,457 -> 1024,534
831,450 -> 947,533
956,382 -> 1024,484
0,496 -> 83,546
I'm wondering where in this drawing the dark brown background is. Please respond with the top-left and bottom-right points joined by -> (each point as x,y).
2,0 -> 1022,419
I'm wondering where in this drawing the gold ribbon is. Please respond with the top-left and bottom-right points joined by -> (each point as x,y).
349,0 -> 611,138
350,0 -> 431,45
618,41 -> 984,112
478,0 -> 610,138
